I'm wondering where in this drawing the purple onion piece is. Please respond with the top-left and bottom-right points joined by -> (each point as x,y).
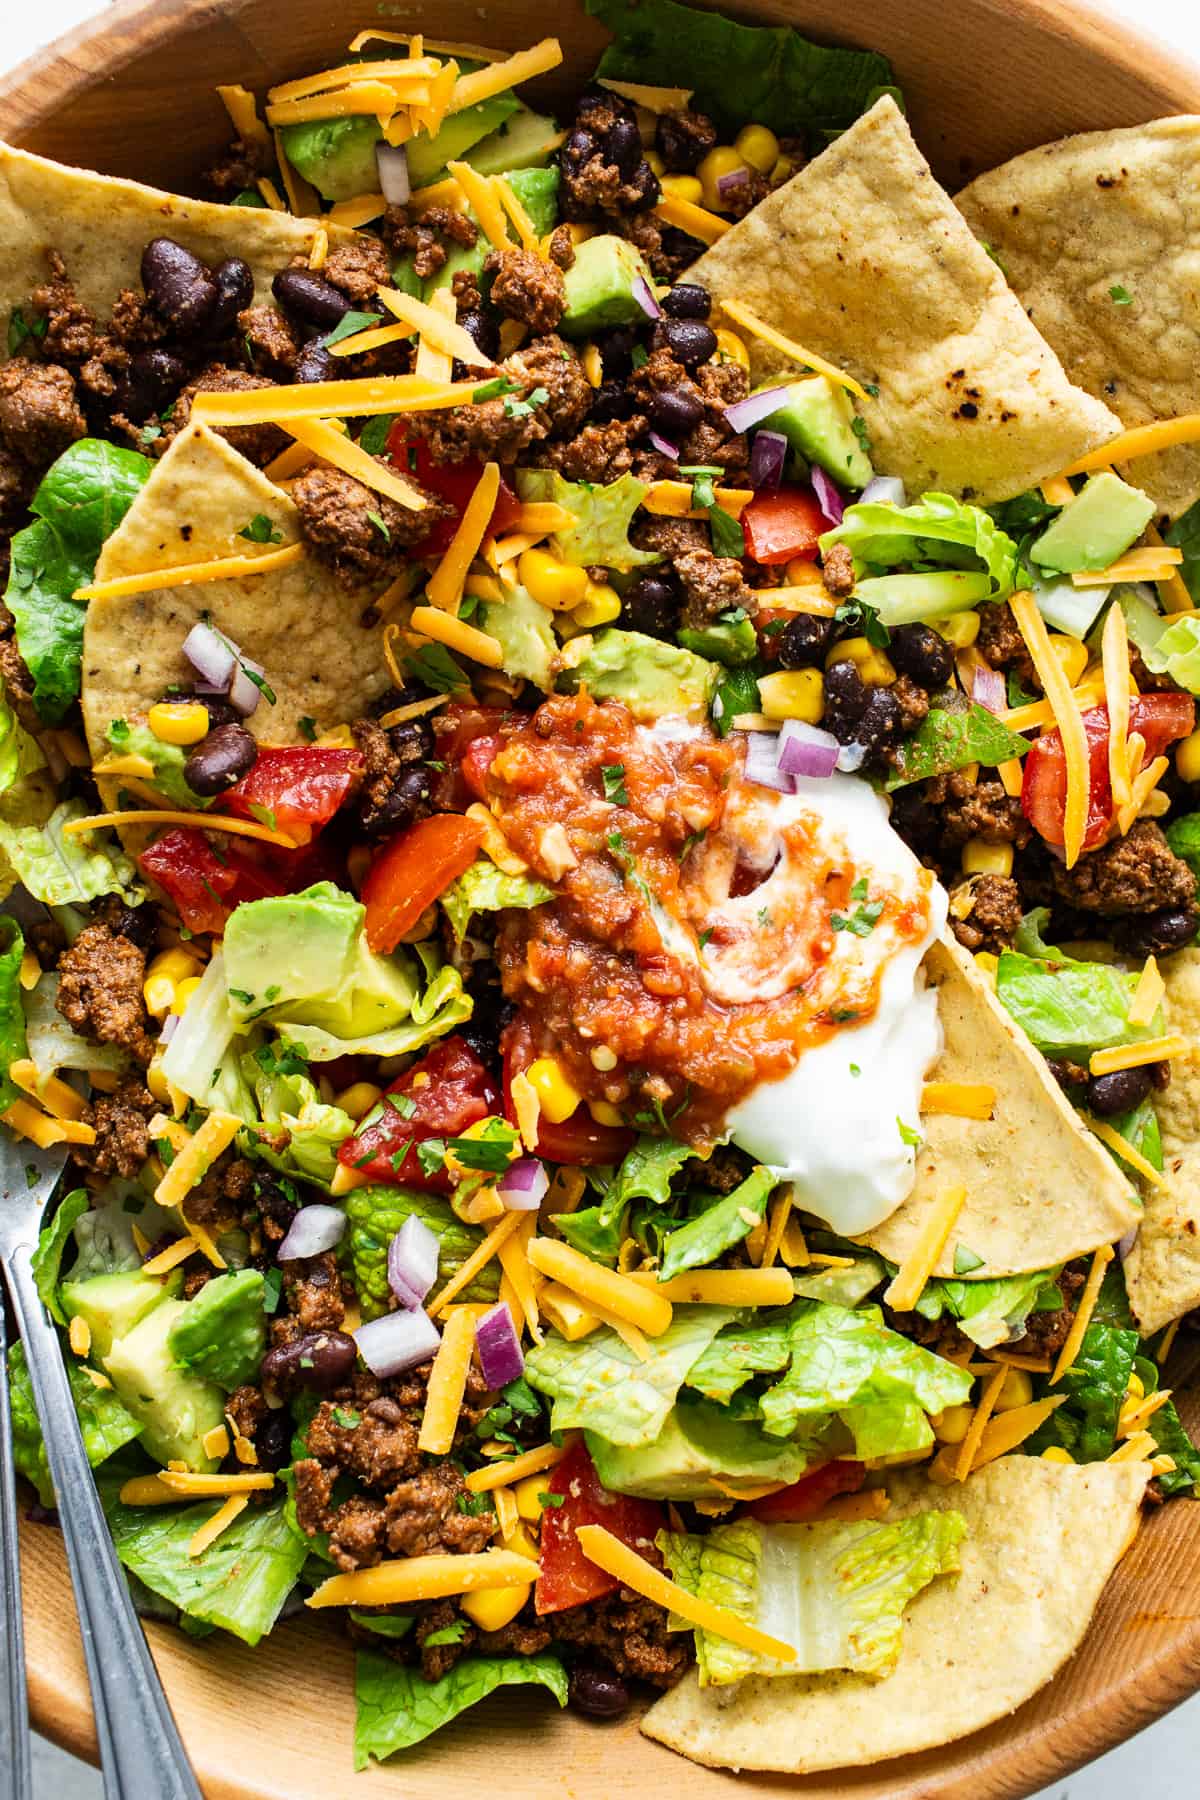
387,1214 -> 440,1308
749,429 -> 787,493
182,621 -> 236,690
631,275 -> 661,320
860,474 -> 906,507
648,431 -> 680,460
810,466 -> 845,528
375,141 -> 410,207
497,1156 -> 548,1212
776,718 -> 840,780
277,1203 -> 346,1262
355,1308 -> 441,1378
228,663 -> 262,718
475,1300 -> 525,1389
742,730 -> 793,793
160,1012 -> 179,1044
971,664 -> 1006,716
725,386 -> 789,436
1117,1226 -> 1139,1263
716,166 -> 750,194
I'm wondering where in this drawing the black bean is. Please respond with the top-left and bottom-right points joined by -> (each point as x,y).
272,267 -> 351,330
261,1330 -> 358,1406
659,225 -> 708,267
775,611 -> 833,668
661,282 -> 711,320
562,127 -> 597,166
656,111 -> 717,174
458,308 -> 500,362
596,326 -> 637,382
588,381 -> 636,425
196,694 -> 242,731
579,89 -> 632,120
650,386 -> 703,438
207,257 -> 254,336
658,317 -> 717,369
116,349 -> 187,422
255,1411 -> 293,1471
1088,1065 -> 1154,1117
625,161 -> 662,212
293,340 -> 339,384
1122,905 -> 1200,957
888,623 -> 953,688
855,686 -> 903,763
141,237 -> 219,337
183,722 -> 258,796
620,574 -> 678,638
104,903 -> 157,951
568,1665 -> 630,1720
604,117 -> 643,176
821,659 -> 869,741
361,765 -> 432,838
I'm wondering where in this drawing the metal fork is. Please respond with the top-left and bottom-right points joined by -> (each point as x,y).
0,1139 -> 203,1800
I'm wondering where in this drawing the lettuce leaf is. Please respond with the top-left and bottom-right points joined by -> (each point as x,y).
68,1178 -> 178,1280
523,1306 -> 736,1446
657,1509 -> 964,1686
275,958 -> 471,1062
911,1267 -> 1063,1350
5,439 -> 151,722
555,1135 -> 693,1266
1027,1321 -> 1138,1463
1145,1394 -> 1200,1499
996,948 -> 1161,1062
0,799 -> 143,907
1165,497 -> 1200,604
354,1650 -> 567,1767
886,691 -> 1029,789
658,1166 -> 776,1280
1166,811 -> 1200,884
756,1303 -> 973,1440
159,949 -> 251,1117
685,1306 -> 802,1405
31,1188 -> 90,1324
9,1340 -> 142,1506
0,914 -> 28,1110
22,973 -> 130,1082
821,492 -> 1020,607
588,0 -> 894,138
343,1185 -> 500,1320
515,468 -> 662,570
440,858 -> 552,945
791,1250 -> 884,1308
241,1048 -> 354,1188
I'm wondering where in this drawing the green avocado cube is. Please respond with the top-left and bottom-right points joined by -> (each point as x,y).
560,235 -> 656,338
103,1300 -> 226,1471
557,628 -> 716,722
587,1399 -> 809,1501
60,1268 -> 181,1364
760,375 -> 874,490
1030,471 -> 1156,574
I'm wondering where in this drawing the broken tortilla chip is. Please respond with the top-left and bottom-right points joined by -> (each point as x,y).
1125,946 -> 1200,1334
865,934 -> 1140,1277
642,1456 -> 1149,1774
957,117 -> 1200,517
686,95 -> 1121,504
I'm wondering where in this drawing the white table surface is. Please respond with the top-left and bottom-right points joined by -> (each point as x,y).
5,0 -> 1200,1792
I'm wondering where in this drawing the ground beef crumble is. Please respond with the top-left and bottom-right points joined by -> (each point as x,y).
291,465 -> 452,585
162,364 -> 289,467
75,1080 -> 156,1178
56,920 -> 153,1063
948,873 -> 1024,952
1047,820 -> 1196,917
0,360 -> 87,468
485,249 -> 566,334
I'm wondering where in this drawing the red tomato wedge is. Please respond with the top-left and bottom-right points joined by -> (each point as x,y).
335,1036 -> 499,1191
741,486 -> 826,566
432,702 -> 509,811
361,812 -> 483,952
502,1016 -> 633,1167
219,747 -> 362,845
1021,693 -> 1194,852
385,426 -> 522,556
137,829 -> 277,934
535,1440 -> 665,1616
742,1461 -> 866,1523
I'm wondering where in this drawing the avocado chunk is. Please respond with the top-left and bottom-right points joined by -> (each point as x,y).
465,108 -> 561,176
760,375 -> 874,490
407,90 -> 521,187
423,167 -> 560,300
103,1299 -> 226,1471
587,1399 -> 809,1500
558,628 -> 716,722
278,116 -> 382,204
479,585 -> 558,690
61,1268 -> 181,1363
678,610 -> 758,667
1030,471 -> 1156,574
560,236 -> 656,338
167,1269 -> 267,1391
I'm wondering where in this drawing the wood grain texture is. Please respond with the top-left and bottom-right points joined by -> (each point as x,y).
3,0 -> 1200,1793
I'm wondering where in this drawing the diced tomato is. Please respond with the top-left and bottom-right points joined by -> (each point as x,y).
137,829 -> 284,935
361,812 -> 484,952
335,1035 -> 499,1190
743,1461 -> 866,1523
385,426 -> 522,555
219,747 -> 363,845
535,1440 -> 665,1616
501,1015 -> 633,1166
432,701 -> 510,810
460,733 -> 504,802
741,485 -> 826,566
1021,693 -> 1194,852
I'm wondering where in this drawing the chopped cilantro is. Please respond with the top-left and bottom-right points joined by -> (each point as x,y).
297,715 -> 318,743
601,762 -> 629,806
424,1620 -> 470,1645
502,384 -> 549,420
140,423 -> 163,444
851,415 -> 872,455
446,1120 -> 520,1173
387,1092 -> 417,1119
403,641 -> 470,694
108,718 -> 130,745
416,1138 -> 447,1179
262,1267 -> 283,1313
472,376 -> 521,403
679,828 -> 707,862
389,1141 -> 413,1174
154,1137 -> 176,1168
332,1408 -> 362,1430
241,668 -> 277,706
358,413 -> 397,455
229,988 -> 255,1005
849,876 -> 869,901
322,308 -> 383,347
367,510 -> 391,543
247,802 -> 278,833
1109,284 -> 1133,306
456,1491 -> 495,1517
630,344 -> 649,369
698,927 -> 714,950
897,1117 -> 923,1148
7,307 -> 47,355
833,598 -> 890,649
830,901 -> 884,936
238,513 -> 283,545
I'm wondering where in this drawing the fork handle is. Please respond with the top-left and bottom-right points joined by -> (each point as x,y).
4,1247 -> 203,1800
0,1298 -> 33,1800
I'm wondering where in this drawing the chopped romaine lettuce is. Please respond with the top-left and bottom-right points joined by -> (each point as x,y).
0,914 -> 27,1111
791,1250 -> 884,1308
167,1269 -> 267,1390
68,1179 -> 177,1281
22,973 -> 129,1081
9,1341 -> 142,1506
523,1306 -> 736,1446
1027,1320 -> 1138,1463
1165,497 -> 1200,604
820,492 -> 1020,622
996,947 -> 1161,1062
31,1188 -> 90,1323
354,1650 -> 567,1767
0,799 -> 143,908
343,1186 -> 500,1320
555,1135 -> 693,1265
911,1267 -> 1063,1350
1166,812 -> 1200,885
440,858 -> 552,944
685,1305 -> 803,1406
658,1166 -> 776,1280
240,1047 -> 354,1188
515,469 -> 663,570
886,692 -> 1028,789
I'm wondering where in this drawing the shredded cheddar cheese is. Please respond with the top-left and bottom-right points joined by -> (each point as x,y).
464,1441 -> 565,1495
718,299 -> 868,400
446,40 -> 562,117
1086,1114 -> 1166,1187
493,176 -> 543,254
1040,474 -> 1075,506
1090,1034 -> 1188,1076
526,1238 -> 673,1336
309,1548 -> 536,1609
154,1110 -> 243,1211
216,84 -> 273,153
1072,545 -> 1184,587
625,1267 -> 794,1307
265,81 -> 408,129
427,1211 -> 523,1315
1010,588 -> 1090,867
159,1470 -> 275,1496
61,810 -> 297,850
417,1307 -> 476,1456
308,227 -> 329,270
376,285 -> 490,367
1052,1244 -> 1115,1383
920,1081 -> 996,1120
187,1493 -> 249,1558
954,1363 -> 1009,1481
73,542 -> 303,601
1102,598 -> 1133,811
326,320 -> 411,359
409,604 -> 505,669
882,1184 -> 967,1312
8,1060 -> 86,1121
255,177 -> 286,212
68,1314 -> 91,1357
140,1236 -> 198,1276
0,1100 -> 94,1148
190,374 -> 477,426
445,160 -> 512,252
496,1214 -> 543,1344
426,462 -> 501,611
644,480 -> 753,520
282,417 -> 426,510
273,128 -> 320,218
653,193 -> 730,244
1059,415 -> 1200,477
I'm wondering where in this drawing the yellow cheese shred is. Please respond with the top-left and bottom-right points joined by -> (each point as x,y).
188,1494 -> 249,1558
414,286 -> 456,384
409,604 -> 505,670
644,480 -> 753,520
375,286 -> 491,367
1009,588 -> 1091,868
8,1060 -> 87,1121
718,299 -> 869,401
919,1081 -> 996,1120
575,1524 -> 797,1664
68,1315 -> 91,1357
1107,1430 -> 1157,1465
1128,955 -> 1166,1027
598,78 -> 694,111
1059,414 -> 1200,477
653,194 -> 730,245
159,1470 -> 275,1496
273,128 -> 320,218
445,160 -> 511,253
0,1100 -> 94,1148
1071,545 -> 1184,587
427,1211 -> 523,1315
140,1236 -> 200,1276
267,58 -> 440,105
74,542 -> 303,601
255,177 -> 287,212
760,1189 -> 793,1269
215,84 -> 273,154
1085,1114 -> 1166,1188
283,417 -> 426,511
427,461 -> 501,611
326,192 -> 388,229
1143,520 -> 1194,614
493,176 -> 542,254
348,29 -> 507,61
954,1363 -> 1009,1481
418,1307 -> 477,1455
496,1214 -> 543,1344
154,1109 -> 243,1211
1039,474 -> 1075,506
1090,1034 -> 1188,1077
446,40 -> 562,118
326,321 -> 411,359
264,81 -> 407,130
1116,752 -> 1170,836
626,1268 -> 795,1307
526,1237 -> 673,1337
882,1184 -> 967,1312
62,810 -> 297,851
1052,1244 -> 1115,1383
190,374 -> 477,427
308,227 -> 329,271
1101,598 -> 1132,811
465,1441 -> 566,1495
308,1547 -> 536,1610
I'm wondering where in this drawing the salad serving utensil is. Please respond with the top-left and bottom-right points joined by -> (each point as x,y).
0,1136 -> 203,1800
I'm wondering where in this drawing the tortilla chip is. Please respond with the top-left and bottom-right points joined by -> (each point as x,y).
1124,947 -> 1200,1334
81,422 -> 388,761
642,1456 -> 1148,1774
865,934 -> 1139,1277
957,118 -> 1200,517
686,96 -> 1121,504
0,141 -> 358,320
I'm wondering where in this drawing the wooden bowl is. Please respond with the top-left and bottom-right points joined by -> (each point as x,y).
6,0 -> 1200,1793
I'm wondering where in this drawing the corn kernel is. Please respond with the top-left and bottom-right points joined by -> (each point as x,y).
1040,1446 -> 1075,1465
634,105 -> 657,147
713,328 -> 749,372
660,174 -> 704,205
644,149 -> 665,177
1048,633 -> 1089,688
147,701 -> 211,746
826,636 -> 897,686
503,1519 -> 541,1561
334,1082 -> 383,1119
1125,1371 -> 1145,1403
935,611 -> 981,648
696,145 -> 749,211
514,1473 -> 552,1522
757,668 -> 824,724
143,973 -> 177,1019
961,838 -> 1014,878
735,123 -> 779,174
974,950 -> 999,981
572,582 -> 622,629
588,1099 -> 625,1127
1176,727 -> 1200,784
525,1057 -> 583,1125
582,342 -> 603,388
995,1367 -> 1033,1411
171,976 -> 202,1016
769,154 -> 795,186
147,1058 -> 171,1104
933,1404 -> 974,1445
518,547 -> 589,611
147,947 -> 202,986
461,1582 -> 531,1631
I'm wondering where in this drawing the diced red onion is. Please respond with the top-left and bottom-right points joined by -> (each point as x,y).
355,1307 -> 441,1378
475,1300 -> 525,1388
649,431 -> 680,460
160,1012 -> 179,1044
183,621 -> 236,690
631,275 -> 661,320
836,742 -> 867,773
497,1156 -> 548,1212
743,731 -> 793,793
716,166 -> 750,195
810,467 -> 844,528
228,663 -> 261,718
375,142 -> 410,207
1117,1225 -> 1139,1263
387,1214 -> 440,1308
277,1203 -> 346,1262
860,474 -> 906,507
776,719 -> 840,780
749,429 -> 787,492
724,386 -> 788,435
971,664 -> 1006,715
